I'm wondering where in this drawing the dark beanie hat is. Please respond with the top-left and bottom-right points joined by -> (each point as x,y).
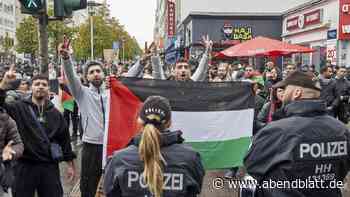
139,96 -> 171,127
8,79 -> 22,90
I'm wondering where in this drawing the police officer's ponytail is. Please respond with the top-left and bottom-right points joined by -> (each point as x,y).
138,96 -> 171,197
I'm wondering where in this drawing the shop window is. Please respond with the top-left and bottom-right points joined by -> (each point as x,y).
302,53 -> 311,65
10,5 -> 13,14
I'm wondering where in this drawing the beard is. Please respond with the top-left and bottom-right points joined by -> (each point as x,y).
90,79 -> 103,88
218,73 -> 226,80
176,74 -> 190,81
33,92 -> 48,101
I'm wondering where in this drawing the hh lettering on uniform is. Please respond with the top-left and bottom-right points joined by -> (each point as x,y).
299,141 -> 348,159
127,171 -> 184,190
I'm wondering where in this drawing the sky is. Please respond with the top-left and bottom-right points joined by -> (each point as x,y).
107,0 -> 157,48
106,0 -> 310,48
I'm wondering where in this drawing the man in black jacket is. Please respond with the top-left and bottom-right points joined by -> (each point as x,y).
0,66 -> 76,197
334,66 -> 350,123
244,71 -> 350,197
319,66 -> 337,116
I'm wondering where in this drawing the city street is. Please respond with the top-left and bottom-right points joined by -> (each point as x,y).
2,0 -> 350,196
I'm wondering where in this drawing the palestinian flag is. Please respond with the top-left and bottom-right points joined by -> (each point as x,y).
60,84 -> 75,112
103,78 -> 255,169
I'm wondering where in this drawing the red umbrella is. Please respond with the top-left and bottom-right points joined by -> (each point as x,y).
217,36 -> 314,58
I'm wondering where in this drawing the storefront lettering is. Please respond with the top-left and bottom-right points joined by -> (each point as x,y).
286,16 -> 299,30
342,25 -> 350,33
167,0 -> 176,37
342,4 -> 350,14
286,9 -> 322,31
232,27 -> 252,40
339,0 -> 350,39
305,12 -> 320,23
287,19 -> 298,29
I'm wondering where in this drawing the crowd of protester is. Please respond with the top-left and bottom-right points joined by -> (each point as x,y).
0,35 -> 350,197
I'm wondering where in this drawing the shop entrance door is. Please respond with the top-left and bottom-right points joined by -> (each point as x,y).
312,46 -> 326,72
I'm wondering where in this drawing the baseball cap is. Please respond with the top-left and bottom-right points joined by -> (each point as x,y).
273,71 -> 321,91
139,96 -> 172,127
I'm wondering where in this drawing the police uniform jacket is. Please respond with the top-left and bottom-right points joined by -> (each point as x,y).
104,130 -> 205,197
244,100 -> 350,197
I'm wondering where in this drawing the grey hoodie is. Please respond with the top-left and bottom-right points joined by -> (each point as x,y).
63,59 -> 107,144
62,59 -> 144,144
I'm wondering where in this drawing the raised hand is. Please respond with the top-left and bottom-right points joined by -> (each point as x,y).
58,36 -> 71,60
105,74 -> 117,89
0,64 -> 17,90
202,35 -> 213,50
140,53 -> 152,65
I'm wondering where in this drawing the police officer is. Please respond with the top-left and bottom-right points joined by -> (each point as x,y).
104,96 -> 205,197
244,71 -> 350,197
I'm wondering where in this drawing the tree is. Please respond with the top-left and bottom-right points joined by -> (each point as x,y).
48,8 -> 75,61
73,5 -> 141,61
16,16 -> 39,58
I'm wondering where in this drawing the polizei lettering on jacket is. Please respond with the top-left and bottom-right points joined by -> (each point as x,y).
127,171 -> 184,190
299,141 -> 348,159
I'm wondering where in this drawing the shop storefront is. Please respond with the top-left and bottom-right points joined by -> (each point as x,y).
282,0 -> 340,70
178,12 -> 282,65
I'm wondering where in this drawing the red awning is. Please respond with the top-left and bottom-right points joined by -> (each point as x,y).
217,36 -> 314,58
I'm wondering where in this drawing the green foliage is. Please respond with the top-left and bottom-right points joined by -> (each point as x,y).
47,7 -> 76,60
73,5 -> 142,61
1,32 -> 14,55
16,5 -> 142,61
15,16 -> 39,56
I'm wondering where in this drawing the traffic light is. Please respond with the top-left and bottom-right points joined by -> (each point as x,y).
19,0 -> 45,14
54,0 -> 87,18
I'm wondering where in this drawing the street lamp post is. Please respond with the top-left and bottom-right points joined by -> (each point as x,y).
121,37 -> 125,63
87,1 -> 102,60
90,13 -> 94,60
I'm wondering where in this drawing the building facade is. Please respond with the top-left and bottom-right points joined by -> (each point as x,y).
154,0 -> 167,49
181,13 -> 283,46
282,0 -> 341,69
0,0 -> 16,61
154,0 -> 311,57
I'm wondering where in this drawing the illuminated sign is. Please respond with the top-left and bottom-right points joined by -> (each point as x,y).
167,0 -> 176,37
286,9 -> 322,31
339,0 -> 350,40
232,27 -> 252,41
